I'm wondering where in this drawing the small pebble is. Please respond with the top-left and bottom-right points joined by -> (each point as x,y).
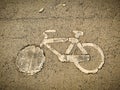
62,4 -> 66,7
39,8 -> 44,13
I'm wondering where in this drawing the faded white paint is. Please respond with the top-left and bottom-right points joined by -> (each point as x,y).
40,30 -> 105,74
16,30 -> 104,75
16,45 -> 45,75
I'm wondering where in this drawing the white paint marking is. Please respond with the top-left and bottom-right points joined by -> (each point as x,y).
65,43 -> 74,54
45,30 -> 56,32
41,30 -> 105,74
17,30 -> 105,75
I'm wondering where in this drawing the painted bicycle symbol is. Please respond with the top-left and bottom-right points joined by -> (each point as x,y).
16,30 -> 104,75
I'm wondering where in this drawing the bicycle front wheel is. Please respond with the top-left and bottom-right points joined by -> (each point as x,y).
74,43 -> 104,74
16,45 -> 45,75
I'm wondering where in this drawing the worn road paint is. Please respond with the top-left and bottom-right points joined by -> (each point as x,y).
40,30 -> 105,74
16,45 -> 45,75
17,30 -> 104,75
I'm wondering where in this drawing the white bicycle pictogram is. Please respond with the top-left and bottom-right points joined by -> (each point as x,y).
16,30 -> 104,75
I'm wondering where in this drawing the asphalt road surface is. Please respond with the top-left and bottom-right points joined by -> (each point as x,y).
0,0 -> 120,90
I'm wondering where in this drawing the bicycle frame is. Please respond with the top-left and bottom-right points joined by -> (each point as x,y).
40,30 -> 89,63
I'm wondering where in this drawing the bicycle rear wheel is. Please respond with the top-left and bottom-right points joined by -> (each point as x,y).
74,43 -> 104,74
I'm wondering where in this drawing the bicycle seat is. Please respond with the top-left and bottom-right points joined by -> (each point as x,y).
45,30 -> 56,33
73,31 -> 84,38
